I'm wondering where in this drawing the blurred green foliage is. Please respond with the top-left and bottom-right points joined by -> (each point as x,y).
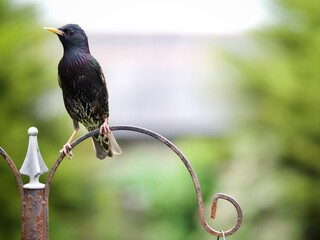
0,0 -> 51,238
222,0 -> 320,239
1,0 -> 319,239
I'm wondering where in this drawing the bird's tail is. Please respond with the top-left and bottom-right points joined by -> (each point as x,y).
92,132 -> 122,159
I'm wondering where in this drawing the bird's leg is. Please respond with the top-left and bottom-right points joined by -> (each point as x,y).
60,129 -> 78,159
99,118 -> 110,139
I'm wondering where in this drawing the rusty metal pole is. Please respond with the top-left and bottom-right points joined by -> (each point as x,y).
19,127 -> 49,240
21,189 -> 48,240
0,127 -> 50,240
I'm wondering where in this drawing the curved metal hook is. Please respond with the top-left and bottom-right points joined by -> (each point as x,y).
211,193 -> 243,236
45,125 -> 242,237
0,147 -> 24,198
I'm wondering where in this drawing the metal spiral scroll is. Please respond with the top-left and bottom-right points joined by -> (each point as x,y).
46,125 -> 243,237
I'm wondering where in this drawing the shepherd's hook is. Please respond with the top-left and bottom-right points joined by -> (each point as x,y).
0,125 -> 243,238
46,125 -> 243,237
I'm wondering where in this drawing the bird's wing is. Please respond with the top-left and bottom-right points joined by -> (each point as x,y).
99,69 -> 107,90
57,73 -> 62,88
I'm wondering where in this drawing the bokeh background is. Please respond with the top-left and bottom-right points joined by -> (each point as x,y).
0,0 -> 319,239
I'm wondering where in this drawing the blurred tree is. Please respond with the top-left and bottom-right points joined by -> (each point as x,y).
0,0 -> 55,238
224,0 -> 320,239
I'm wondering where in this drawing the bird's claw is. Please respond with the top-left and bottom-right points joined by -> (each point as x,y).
99,122 -> 110,139
60,143 -> 73,159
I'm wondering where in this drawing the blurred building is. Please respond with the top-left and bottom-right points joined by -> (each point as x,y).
45,33 -> 238,137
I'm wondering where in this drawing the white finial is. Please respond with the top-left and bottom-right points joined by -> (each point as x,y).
20,127 -> 48,189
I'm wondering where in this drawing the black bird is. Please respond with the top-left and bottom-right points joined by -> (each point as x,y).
44,24 -> 121,159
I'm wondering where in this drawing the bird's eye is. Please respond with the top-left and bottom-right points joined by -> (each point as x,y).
69,30 -> 74,36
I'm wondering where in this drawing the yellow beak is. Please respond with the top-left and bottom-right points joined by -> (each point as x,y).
43,27 -> 64,36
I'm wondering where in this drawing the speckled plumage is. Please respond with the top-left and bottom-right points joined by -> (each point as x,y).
47,24 -> 121,159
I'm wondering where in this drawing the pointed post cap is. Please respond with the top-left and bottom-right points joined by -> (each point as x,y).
20,127 -> 48,189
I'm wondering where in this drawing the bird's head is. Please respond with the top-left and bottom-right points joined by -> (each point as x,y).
44,24 -> 90,53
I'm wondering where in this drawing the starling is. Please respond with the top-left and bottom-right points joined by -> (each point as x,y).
44,24 -> 121,159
